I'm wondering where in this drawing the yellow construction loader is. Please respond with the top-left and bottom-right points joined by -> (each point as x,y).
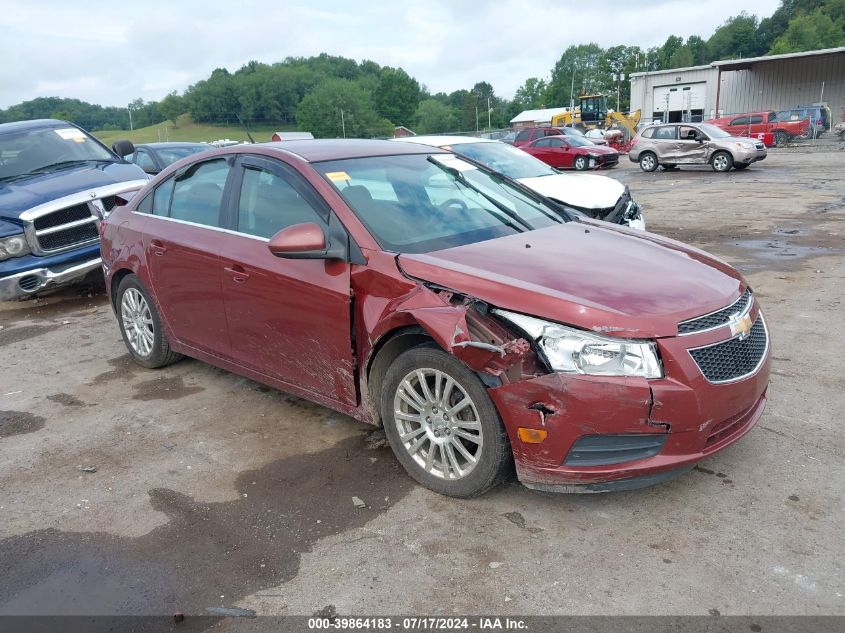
550,94 -> 641,138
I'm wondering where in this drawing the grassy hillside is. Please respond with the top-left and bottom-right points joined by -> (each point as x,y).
93,114 -> 294,146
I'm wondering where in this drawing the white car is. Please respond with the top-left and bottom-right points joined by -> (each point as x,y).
396,136 -> 645,230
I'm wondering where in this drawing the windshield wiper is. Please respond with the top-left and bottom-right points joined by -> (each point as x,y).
29,159 -> 111,174
427,157 -> 532,233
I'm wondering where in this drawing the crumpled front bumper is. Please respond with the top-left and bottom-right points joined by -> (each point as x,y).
0,257 -> 102,301
487,318 -> 771,492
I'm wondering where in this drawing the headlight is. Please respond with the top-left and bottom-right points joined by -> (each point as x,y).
0,234 -> 31,261
494,309 -> 662,378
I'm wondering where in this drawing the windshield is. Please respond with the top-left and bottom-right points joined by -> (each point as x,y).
157,145 -> 210,167
564,136 -> 595,147
0,124 -> 115,181
317,153 -> 563,254
449,142 -> 556,179
697,124 -> 731,139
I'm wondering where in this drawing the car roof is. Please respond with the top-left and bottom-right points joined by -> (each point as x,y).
261,138 -> 446,162
136,142 -> 209,149
0,118 -> 72,134
396,135 -> 493,148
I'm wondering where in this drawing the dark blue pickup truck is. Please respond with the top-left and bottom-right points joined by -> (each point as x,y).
0,119 -> 149,300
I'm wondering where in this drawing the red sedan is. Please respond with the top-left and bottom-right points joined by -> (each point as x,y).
100,140 -> 770,497
523,135 -> 619,170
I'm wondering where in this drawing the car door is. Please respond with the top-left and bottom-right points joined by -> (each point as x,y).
142,156 -> 233,357
727,116 -> 748,137
219,154 -> 357,406
547,137 -> 572,168
650,125 -> 678,162
526,137 -> 556,166
674,125 -> 708,164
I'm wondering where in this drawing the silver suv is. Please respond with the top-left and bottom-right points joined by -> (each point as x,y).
630,123 -> 767,173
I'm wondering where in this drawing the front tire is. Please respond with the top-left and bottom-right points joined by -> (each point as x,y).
116,275 -> 182,369
639,152 -> 658,172
380,345 -> 512,497
574,156 -> 589,171
711,151 -> 734,172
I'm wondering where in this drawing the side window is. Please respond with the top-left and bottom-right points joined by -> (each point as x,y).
237,166 -> 323,239
768,111 -> 777,123
135,150 -> 156,172
653,126 -> 676,140
135,192 -> 153,214
515,130 -> 530,142
169,159 -> 230,227
533,138 -> 552,147
730,116 -> 748,126
152,178 -> 175,216
749,115 -> 763,124
641,127 -> 655,139
544,128 -> 561,136
548,138 -> 565,147
678,126 -> 697,140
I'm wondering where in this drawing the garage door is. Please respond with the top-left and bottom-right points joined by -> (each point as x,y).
653,83 -> 707,113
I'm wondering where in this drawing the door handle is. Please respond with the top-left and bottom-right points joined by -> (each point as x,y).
224,265 -> 250,283
150,240 -> 167,256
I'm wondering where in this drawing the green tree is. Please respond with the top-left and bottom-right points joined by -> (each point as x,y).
375,67 -> 421,126
546,44 -> 605,107
658,35 -> 685,69
512,77 -> 548,110
159,91 -> 184,126
413,99 -> 459,133
686,35 -> 711,65
707,12 -> 760,60
296,78 -> 388,138
669,45 -> 695,68
769,6 -> 845,52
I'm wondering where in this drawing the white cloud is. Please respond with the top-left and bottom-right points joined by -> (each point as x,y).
0,0 -> 781,109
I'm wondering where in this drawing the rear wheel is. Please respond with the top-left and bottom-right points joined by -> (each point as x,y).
381,345 -> 512,497
574,155 -> 589,171
711,151 -> 733,173
639,152 -> 658,172
773,130 -> 788,147
116,275 -> 182,369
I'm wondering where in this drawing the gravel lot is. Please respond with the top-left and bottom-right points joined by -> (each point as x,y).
0,148 -> 843,618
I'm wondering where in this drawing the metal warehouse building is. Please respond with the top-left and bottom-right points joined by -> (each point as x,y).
629,47 -> 845,123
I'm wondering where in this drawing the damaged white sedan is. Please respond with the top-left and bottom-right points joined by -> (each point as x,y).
397,136 -> 645,230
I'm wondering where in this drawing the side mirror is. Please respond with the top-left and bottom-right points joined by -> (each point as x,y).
112,139 -> 135,158
268,222 -> 326,257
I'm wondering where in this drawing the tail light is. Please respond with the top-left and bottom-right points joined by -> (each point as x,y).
630,137 -> 638,148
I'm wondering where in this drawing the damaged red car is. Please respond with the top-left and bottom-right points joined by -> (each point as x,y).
100,140 -> 771,497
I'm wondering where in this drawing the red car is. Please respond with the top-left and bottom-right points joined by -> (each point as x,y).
101,140 -> 770,497
705,111 -> 809,146
522,135 -> 620,170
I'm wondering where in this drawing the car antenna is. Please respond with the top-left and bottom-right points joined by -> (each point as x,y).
237,115 -> 256,144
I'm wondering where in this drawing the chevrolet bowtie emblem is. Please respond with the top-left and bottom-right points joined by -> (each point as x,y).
729,312 -> 753,340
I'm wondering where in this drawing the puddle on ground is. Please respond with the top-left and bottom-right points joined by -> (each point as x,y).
0,325 -> 54,347
132,375 -> 205,402
88,355 -> 140,386
730,238 -> 842,262
0,434 -> 413,615
46,393 -> 89,408
0,410 -> 46,438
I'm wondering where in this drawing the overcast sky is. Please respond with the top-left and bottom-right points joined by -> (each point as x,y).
0,0 -> 782,109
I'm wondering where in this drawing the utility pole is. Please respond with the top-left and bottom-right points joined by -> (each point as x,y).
487,96 -> 492,129
127,105 -> 133,131
340,108 -> 346,138
569,63 -> 577,115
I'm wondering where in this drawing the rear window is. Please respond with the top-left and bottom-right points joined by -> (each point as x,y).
640,127 -> 655,139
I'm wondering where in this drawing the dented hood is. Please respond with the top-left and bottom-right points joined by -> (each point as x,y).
398,223 -> 744,338
518,173 -> 626,210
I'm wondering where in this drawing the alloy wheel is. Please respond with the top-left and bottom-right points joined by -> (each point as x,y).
713,154 -> 730,171
640,154 -> 655,171
121,287 -> 155,357
393,368 -> 483,481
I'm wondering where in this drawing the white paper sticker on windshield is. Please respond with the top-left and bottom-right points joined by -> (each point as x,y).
54,127 -> 87,141
429,154 -> 477,172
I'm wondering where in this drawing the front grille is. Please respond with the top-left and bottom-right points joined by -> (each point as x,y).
689,317 -> 768,383
37,222 -> 99,251
678,288 -> 753,335
33,203 -> 92,230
